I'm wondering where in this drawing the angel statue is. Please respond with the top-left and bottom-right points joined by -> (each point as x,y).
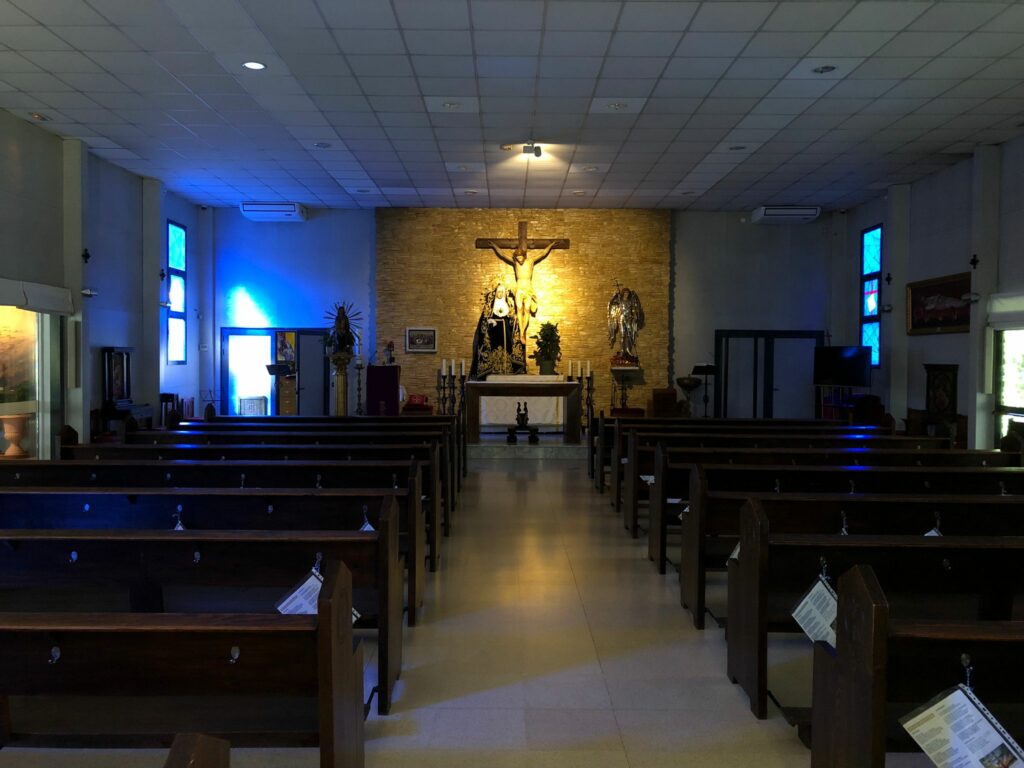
608,284 -> 645,367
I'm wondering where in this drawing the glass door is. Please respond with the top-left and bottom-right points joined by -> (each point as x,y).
220,329 -> 275,416
995,329 -> 1024,438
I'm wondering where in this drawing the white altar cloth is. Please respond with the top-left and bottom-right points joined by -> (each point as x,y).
480,374 -> 565,429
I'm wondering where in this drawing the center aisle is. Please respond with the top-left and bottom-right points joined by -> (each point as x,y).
366,457 -> 810,768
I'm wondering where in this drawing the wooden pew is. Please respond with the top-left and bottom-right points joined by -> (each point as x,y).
0,458 -> 435,595
644,443 -> 1020,573
124,430 -> 455,533
681,464 -> 1024,629
607,424 -> 933,515
174,415 -> 463,492
0,558 -> 365,766
164,734 -> 230,768
812,564 -> 1024,767
65,441 -> 450,541
591,415 -> 867,492
0,490 -> 404,714
729,497 -> 1024,719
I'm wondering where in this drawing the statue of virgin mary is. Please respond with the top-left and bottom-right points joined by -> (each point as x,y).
470,278 -> 526,379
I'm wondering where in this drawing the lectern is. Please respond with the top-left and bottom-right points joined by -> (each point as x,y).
367,364 -> 401,416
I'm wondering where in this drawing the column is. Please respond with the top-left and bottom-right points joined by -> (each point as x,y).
885,185 -> 911,422
969,145 -> 1001,448
61,139 -> 86,438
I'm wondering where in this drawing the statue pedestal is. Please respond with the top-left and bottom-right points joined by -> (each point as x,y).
331,353 -> 352,417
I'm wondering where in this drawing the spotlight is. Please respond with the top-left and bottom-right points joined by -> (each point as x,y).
523,142 -> 542,157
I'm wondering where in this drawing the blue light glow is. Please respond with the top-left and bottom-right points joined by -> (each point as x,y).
226,286 -> 273,328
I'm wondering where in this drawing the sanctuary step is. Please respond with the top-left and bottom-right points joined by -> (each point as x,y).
467,433 -> 587,460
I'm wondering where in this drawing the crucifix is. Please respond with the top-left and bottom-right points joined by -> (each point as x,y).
476,220 -> 570,344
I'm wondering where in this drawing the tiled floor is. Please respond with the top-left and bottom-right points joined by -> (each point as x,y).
0,458 -> 929,766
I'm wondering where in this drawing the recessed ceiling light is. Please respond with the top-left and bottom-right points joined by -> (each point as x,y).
442,101 -> 461,110
583,165 -> 599,172
500,143 -> 514,151
312,141 -> 332,149
242,61 -> 266,71
29,112 -> 49,121
728,145 -> 747,151
812,65 -> 836,74
463,189 -> 478,195
607,102 -> 628,111
676,191 -> 696,195
572,190 -> 587,196
355,188 -> 372,194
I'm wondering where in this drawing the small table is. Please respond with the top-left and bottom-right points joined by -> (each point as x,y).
466,381 -> 581,444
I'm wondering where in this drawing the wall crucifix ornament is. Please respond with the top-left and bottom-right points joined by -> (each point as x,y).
476,220 -> 569,344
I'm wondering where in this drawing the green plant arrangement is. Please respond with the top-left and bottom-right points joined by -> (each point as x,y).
529,321 -> 561,375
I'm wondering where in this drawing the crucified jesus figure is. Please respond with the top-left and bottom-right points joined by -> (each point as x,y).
481,239 -> 557,344
475,221 -> 569,345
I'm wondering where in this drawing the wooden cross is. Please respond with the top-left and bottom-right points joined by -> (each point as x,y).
474,220 -> 570,253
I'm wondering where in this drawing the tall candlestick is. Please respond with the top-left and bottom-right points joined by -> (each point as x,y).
449,361 -> 455,376
440,359 -> 446,375
586,361 -> 591,377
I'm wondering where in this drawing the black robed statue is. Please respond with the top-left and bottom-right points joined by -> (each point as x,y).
470,278 -> 526,379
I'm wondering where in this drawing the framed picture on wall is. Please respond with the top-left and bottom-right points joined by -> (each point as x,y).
906,272 -> 971,335
405,327 -> 437,353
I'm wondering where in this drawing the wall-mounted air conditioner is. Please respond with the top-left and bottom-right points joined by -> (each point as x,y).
751,206 -> 821,224
239,202 -> 308,222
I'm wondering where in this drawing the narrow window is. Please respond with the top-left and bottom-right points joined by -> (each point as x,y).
860,225 -> 882,367
167,221 -> 186,364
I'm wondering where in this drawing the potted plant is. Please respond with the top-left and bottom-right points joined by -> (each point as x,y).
530,321 -> 561,375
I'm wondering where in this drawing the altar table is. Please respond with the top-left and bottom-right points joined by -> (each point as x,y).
480,374 -> 564,429
466,380 -> 581,444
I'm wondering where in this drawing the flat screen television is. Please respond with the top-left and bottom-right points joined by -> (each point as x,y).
813,346 -> 872,387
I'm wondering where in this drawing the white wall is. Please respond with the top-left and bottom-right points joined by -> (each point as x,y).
1000,135 -> 1024,295
672,211 -> 834,415
82,155 -> 143,414
0,111 -> 64,286
905,160 -> 974,415
212,207 -> 376,413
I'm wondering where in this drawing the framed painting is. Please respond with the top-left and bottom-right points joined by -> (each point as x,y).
405,327 -> 437,353
924,363 -> 958,416
102,347 -> 133,406
906,272 -> 971,335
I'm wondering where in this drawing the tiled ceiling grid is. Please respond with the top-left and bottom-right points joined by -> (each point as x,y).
3,0 -> 1024,210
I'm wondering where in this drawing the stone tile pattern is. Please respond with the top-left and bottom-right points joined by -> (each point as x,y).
375,209 -> 672,414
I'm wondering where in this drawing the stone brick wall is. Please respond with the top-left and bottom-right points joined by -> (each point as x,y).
375,208 -> 671,416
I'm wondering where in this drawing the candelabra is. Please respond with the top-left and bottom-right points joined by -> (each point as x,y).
585,372 -> 595,435
354,359 -> 365,416
448,372 -> 458,415
436,371 -> 448,416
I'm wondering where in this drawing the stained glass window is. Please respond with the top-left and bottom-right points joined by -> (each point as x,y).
167,221 -> 186,364
168,222 -> 186,271
861,321 -> 880,366
862,278 -> 878,318
860,225 -> 882,368
862,226 -> 881,275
